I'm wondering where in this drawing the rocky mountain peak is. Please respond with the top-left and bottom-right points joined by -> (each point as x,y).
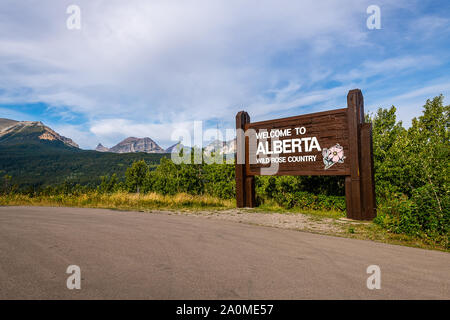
109,137 -> 164,153
0,118 -> 79,149
204,138 -> 236,155
95,143 -> 110,152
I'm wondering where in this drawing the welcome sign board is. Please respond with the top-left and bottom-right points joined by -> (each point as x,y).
245,108 -> 349,176
235,89 -> 376,221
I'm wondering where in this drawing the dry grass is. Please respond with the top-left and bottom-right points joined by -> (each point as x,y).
0,192 -> 235,211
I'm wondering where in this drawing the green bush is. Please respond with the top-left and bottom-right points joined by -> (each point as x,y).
374,194 -> 421,236
370,95 -> 449,239
203,164 -> 235,199
411,184 -> 449,236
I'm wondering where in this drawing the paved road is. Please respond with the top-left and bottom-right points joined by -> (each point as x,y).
0,206 -> 449,299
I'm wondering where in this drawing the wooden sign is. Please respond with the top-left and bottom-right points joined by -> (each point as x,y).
235,89 -> 376,220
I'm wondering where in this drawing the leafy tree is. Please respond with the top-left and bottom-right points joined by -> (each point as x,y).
407,95 -> 449,197
148,157 -> 182,195
371,95 -> 449,240
97,174 -> 119,194
203,163 -> 235,198
2,174 -> 12,194
126,160 -> 149,193
405,96 -> 449,235
369,106 -> 408,198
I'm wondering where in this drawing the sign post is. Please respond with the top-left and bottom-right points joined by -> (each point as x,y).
235,89 -> 376,220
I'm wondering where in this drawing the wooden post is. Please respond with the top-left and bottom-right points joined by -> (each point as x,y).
346,89 -> 376,220
360,123 -> 376,219
235,111 -> 255,208
346,89 -> 364,220
245,177 -> 256,207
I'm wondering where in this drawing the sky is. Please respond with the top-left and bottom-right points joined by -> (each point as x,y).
0,0 -> 449,149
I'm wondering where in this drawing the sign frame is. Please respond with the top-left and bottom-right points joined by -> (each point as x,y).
235,89 -> 376,220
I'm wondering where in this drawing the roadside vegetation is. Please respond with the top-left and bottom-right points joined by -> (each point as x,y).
0,192 -> 234,211
1,95 -> 448,250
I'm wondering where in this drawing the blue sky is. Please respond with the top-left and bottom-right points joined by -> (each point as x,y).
0,0 -> 449,149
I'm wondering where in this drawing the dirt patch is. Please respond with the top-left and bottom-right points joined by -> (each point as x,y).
152,208 -> 361,236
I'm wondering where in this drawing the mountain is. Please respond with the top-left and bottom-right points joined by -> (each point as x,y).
0,118 -> 79,149
95,143 -> 110,152
165,141 -> 183,153
0,119 -> 170,189
221,139 -> 236,154
0,118 -> 19,130
166,139 -> 236,155
0,143 -> 166,189
109,137 -> 164,153
204,139 -> 224,154
204,139 -> 236,155
0,121 -> 166,188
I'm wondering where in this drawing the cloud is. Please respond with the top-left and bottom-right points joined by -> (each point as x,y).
366,81 -> 450,126
0,0 -> 448,148
408,15 -> 450,40
247,85 -> 353,120
0,1 -> 371,118
0,107 -> 34,121
334,55 -> 441,82
50,123 -> 95,149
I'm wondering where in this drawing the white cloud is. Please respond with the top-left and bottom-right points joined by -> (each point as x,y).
50,123 -> 95,149
408,16 -> 450,40
247,85 -> 352,120
334,55 -> 441,82
0,1 -> 372,121
366,81 -> 450,127
1,0 -> 445,148
0,107 -> 34,122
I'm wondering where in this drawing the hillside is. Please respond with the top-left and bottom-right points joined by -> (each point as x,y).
0,118 -> 79,149
0,143 -> 167,189
0,118 -> 168,189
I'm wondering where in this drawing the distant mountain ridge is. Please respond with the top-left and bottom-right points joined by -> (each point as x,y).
203,139 -> 236,155
98,138 -> 236,154
165,141 -> 182,153
97,137 -> 165,154
0,117 -> 236,155
95,143 -> 110,152
0,118 -> 79,149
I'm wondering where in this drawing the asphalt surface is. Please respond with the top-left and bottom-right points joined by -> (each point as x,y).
0,206 -> 449,299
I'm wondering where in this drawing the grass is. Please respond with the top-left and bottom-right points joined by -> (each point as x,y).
1,192 -> 447,252
341,221 -> 449,252
251,199 -> 346,219
250,202 -> 448,251
0,192 -> 235,211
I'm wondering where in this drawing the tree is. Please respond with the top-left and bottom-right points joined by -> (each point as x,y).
97,174 -> 119,194
407,95 -> 449,193
125,160 -> 149,193
371,96 -> 449,239
3,174 -> 12,194
369,106 -> 409,198
405,96 -> 449,234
